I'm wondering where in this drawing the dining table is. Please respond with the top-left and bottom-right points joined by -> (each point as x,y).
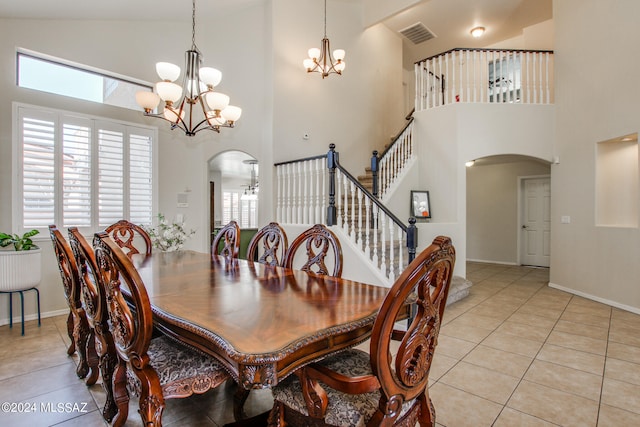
129,250 -> 391,417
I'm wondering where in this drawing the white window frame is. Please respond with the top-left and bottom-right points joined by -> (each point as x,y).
12,102 -> 158,235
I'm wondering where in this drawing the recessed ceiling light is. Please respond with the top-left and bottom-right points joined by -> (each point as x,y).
465,160 -> 475,167
470,26 -> 485,38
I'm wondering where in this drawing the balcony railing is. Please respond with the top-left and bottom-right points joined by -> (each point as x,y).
415,48 -> 554,111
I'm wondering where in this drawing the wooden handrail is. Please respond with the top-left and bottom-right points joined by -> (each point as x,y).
415,47 -> 554,65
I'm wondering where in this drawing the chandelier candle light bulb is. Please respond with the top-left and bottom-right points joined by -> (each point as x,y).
135,0 -> 241,136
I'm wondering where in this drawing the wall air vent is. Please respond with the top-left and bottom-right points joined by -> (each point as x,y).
399,22 -> 436,45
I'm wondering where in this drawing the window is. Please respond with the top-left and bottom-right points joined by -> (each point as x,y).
488,54 -> 521,103
17,49 -> 152,111
222,191 -> 258,228
15,104 -> 156,232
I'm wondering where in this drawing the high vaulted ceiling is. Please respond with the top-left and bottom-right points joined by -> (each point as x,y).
1,0 -> 552,65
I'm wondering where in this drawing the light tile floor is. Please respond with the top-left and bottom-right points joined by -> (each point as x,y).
1,262 -> 640,426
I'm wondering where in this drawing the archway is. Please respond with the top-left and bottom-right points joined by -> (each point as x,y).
465,154 -> 551,267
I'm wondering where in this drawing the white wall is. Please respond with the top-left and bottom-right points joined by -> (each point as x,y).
550,0 -> 640,312
271,0 -> 405,174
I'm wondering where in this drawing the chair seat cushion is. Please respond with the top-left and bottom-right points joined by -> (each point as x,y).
129,336 -> 229,399
272,349 -> 416,427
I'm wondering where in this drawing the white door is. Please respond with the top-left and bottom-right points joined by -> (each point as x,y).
520,177 -> 551,267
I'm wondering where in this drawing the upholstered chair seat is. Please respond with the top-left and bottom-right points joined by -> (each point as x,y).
126,335 -> 230,399
272,349 -> 416,427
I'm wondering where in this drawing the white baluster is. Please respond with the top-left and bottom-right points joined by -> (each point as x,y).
285,163 -> 291,224
532,52 -> 538,104
398,224 -> 404,275
350,181 -> 356,241
538,51 -> 543,104
437,54 -> 442,106
336,169 -> 343,227
414,62 -> 420,111
356,187 -> 363,247
472,49 -> 476,103
388,219 -> 395,282
465,50 -> 470,102
379,213 -> 387,277
506,51 -> 511,103
545,52 -> 550,104
343,171 -> 349,233
459,49 -> 463,102
364,197 -> 371,258
372,205 -> 379,265
447,50 -> 456,104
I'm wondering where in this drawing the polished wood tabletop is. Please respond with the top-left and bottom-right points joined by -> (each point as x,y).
130,250 -> 390,390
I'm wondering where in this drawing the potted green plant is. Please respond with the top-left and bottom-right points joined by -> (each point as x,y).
0,229 -> 40,251
0,229 -> 42,293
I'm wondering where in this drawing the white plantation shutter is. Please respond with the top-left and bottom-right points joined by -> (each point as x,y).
16,105 -> 155,231
97,127 -> 125,226
62,120 -> 92,227
129,131 -> 153,225
20,111 -> 56,228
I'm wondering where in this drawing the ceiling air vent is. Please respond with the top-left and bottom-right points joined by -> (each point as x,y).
399,22 -> 436,45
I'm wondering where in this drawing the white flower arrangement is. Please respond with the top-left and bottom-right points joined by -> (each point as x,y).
143,213 -> 196,252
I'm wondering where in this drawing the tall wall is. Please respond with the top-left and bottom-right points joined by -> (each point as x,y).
551,0 -> 640,312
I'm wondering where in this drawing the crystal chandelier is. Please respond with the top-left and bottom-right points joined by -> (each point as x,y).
135,0 -> 241,136
303,0 -> 345,78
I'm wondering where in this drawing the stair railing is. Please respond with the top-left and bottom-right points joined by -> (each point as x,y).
275,145 -> 417,282
327,144 -> 417,282
371,117 -> 415,200
415,48 -> 554,111
275,154 -> 328,226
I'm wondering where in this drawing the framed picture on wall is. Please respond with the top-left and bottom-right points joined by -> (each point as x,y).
410,190 -> 431,220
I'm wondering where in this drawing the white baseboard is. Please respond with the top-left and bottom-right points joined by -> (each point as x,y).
467,258 -> 518,266
548,282 -> 640,315
0,308 -> 69,327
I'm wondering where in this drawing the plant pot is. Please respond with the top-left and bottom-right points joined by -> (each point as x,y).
0,248 -> 42,291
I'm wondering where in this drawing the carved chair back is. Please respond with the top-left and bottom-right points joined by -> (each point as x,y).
48,225 -> 94,381
68,227 -> 120,422
212,220 -> 240,260
282,224 -> 342,277
246,222 -> 288,266
93,231 -> 230,426
270,236 -> 455,427
93,231 -> 154,365
368,235 -> 455,425
104,219 -> 152,258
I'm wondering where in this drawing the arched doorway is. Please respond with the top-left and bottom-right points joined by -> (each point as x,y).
465,154 -> 551,267
207,151 -> 259,249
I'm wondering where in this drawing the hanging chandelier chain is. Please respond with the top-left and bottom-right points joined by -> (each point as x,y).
191,0 -> 197,51
324,0 -> 327,38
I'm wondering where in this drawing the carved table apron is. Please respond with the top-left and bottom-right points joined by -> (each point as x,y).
130,251 -> 389,389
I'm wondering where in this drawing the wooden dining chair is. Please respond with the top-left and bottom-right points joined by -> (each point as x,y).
68,227 -> 120,423
48,225 -> 98,384
212,220 -> 240,260
246,222 -> 288,266
282,224 -> 342,277
269,236 -> 456,427
93,231 -> 230,427
105,219 -> 152,258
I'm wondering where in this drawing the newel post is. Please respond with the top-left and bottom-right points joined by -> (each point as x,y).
371,150 -> 379,198
326,144 -> 338,226
407,217 -> 418,263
